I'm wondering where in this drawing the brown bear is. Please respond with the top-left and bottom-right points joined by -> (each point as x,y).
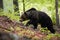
20,8 -> 55,33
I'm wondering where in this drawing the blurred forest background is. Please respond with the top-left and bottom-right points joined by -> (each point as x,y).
0,0 -> 60,40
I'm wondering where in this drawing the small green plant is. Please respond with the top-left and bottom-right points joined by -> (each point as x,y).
51,13 -> 56,25
0,9 -> 20,21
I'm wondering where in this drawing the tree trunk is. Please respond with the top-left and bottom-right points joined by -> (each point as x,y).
0,0 -> 3,9
13,0 -> 19,13
55,0 -> 59,27
23,0 -> 25,13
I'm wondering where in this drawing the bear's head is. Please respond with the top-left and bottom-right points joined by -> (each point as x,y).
20,8 -> 37,22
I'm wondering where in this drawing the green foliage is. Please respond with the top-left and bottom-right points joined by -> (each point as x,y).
5,13 -> 20,21
58,0 -> 60,7
51,12 -> 56,25
44,33 -> 60,40
0,9 -> 4,15
0,9 -> 20,21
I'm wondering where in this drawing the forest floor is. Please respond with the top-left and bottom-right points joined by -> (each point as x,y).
0,15 -> 60,40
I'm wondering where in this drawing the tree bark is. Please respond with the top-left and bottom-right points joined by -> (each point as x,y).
55,0 -> 59,27
23,0 -> 25,13
13,0 -> 19,13
0,0 -> 3,9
